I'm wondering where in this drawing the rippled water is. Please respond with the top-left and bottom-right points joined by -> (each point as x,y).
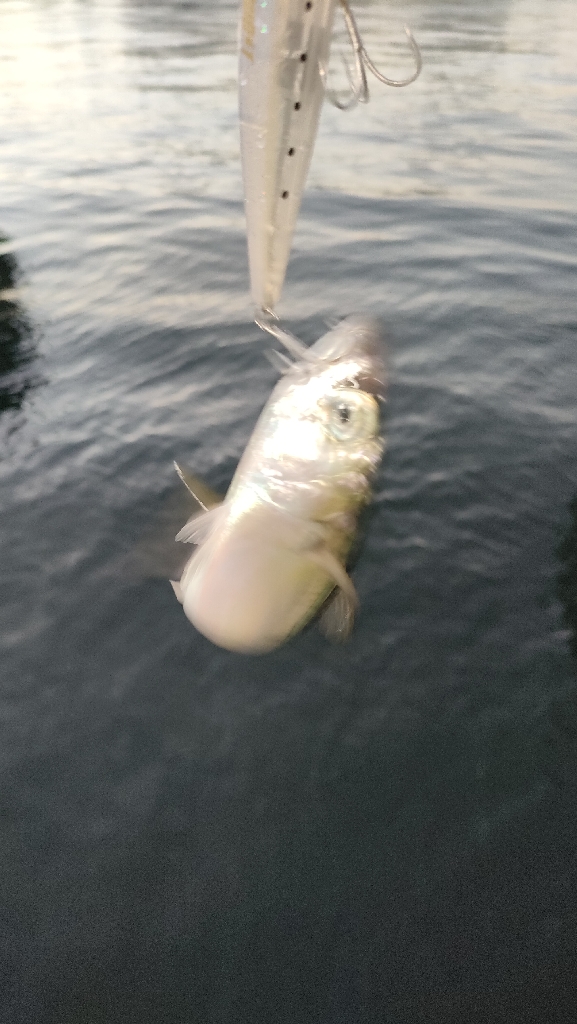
1,1 -> 577,1020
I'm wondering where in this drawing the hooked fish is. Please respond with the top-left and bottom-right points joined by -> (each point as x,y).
170,315 -> 386,654
238,0 -> 421,313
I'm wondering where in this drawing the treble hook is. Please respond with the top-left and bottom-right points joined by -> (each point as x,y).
326,0 -> 422,110
255,307 -> 317,365
326,0 -> 369,110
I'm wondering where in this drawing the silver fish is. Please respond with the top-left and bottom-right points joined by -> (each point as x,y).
171,315 -> 386,654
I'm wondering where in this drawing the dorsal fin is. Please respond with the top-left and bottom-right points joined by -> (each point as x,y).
173,461 -> 223,511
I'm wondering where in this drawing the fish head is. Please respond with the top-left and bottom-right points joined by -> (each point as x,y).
308,314 -> 387,402
309,316 -> 386,467
247,316 -> 387,517
287,314 -> 386,458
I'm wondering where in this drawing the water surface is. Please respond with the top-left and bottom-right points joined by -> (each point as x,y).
1,1 -> 577,1021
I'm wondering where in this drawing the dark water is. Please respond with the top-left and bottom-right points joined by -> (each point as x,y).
1,1 -> 577,1021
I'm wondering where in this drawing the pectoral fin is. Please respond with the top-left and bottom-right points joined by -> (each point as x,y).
306,547 -> 358,643
319,587 -> 356,642
175,505 -> 224,545
170,579 -> 184,604
306,547 -> 358,608
173,462 -> 223,511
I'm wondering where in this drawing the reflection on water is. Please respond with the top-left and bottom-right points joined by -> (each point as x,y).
0,236 -> 37,414
557,496 -> 577,660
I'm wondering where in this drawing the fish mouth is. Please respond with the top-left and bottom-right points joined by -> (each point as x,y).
312,315 -> 388,400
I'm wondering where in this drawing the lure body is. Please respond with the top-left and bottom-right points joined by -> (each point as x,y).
172,316 -> 386,654
239,0 -> 337,311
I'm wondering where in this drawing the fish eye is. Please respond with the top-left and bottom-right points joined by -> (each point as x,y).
323,389 -> 378,442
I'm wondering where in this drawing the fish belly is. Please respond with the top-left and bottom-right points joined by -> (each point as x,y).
239,0 -> 337,310
182,528 -> 332,653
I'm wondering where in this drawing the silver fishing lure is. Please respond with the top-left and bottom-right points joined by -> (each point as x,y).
171,315 -> 386,654
239,0 -> 421,312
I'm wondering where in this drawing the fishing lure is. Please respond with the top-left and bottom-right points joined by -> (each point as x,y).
238,0 -> 421,313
